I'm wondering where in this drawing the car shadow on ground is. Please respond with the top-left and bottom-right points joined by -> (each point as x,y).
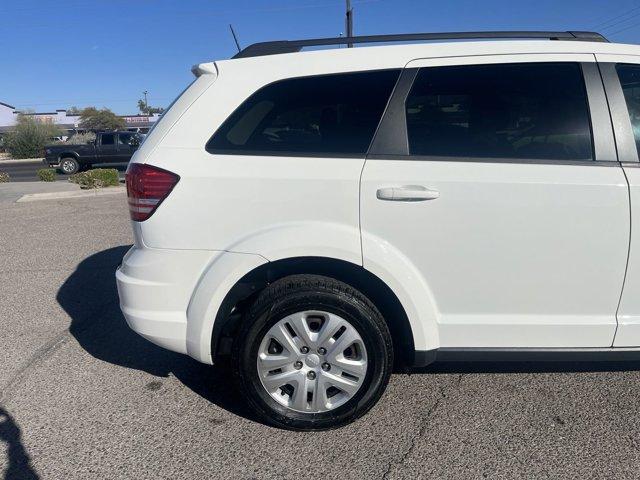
56,245 -> 262,426
0,406 -> 38,480
57,246 -> 640,427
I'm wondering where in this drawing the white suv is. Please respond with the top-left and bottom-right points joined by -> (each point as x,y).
117,30 -> 640,430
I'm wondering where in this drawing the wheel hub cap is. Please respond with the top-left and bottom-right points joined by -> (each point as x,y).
305,353 -> 320,368
257,310 -> 368,414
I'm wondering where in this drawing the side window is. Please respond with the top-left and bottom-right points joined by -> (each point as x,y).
207,70 -> 400,156
118,133 -> 133,145
616,64 -> 640,156
405,63 -> 593,160
101,133 -> 115,145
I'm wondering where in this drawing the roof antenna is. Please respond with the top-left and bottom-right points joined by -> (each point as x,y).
229,24 -> 241,53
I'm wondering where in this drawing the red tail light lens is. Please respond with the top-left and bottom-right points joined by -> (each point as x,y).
125,164 -> 179,221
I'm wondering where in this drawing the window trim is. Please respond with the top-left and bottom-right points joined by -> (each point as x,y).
205,68 -> 402,158
206,149 -> 367,159
368,60 -> 614,164
367,68 -> 417,156
600,62 -> 640,163
367,153 -> 620,167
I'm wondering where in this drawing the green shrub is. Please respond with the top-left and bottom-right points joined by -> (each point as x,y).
37,168 -> 56,182
0,172 -> 9,183
69,168 -> 120,189
4,115 -> 62,159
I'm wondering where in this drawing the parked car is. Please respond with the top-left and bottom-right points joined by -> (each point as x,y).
43,131 -> 141,174
117,30 -> 640,430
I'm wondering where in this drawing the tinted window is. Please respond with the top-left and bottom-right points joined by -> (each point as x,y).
616,64 -> 640,156
101,133 -> 115,145
207,70 -> 400,155
118,133 -> 133,145
406,63 -> 593,160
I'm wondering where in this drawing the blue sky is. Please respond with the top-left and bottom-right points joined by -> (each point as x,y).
2,0 -> 640,114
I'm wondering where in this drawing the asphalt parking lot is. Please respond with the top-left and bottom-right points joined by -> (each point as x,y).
3,192 -> 640,479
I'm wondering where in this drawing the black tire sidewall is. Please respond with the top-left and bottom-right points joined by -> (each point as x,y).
236,288 -> 392,430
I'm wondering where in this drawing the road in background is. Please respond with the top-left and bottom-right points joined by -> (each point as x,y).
2,194 -> 640,478
0,160 -> 43,182
0,160 -> 127,182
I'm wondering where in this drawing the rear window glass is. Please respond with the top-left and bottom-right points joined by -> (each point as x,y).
207,70 -> 400,156
405,62 -> 593,160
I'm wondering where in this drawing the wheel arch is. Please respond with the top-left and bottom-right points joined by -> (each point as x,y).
58,151 -> 80,161
209,256 -> 421,368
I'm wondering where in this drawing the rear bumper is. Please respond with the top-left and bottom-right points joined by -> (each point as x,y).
115,245 -> 217,355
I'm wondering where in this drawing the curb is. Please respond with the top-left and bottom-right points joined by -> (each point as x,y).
16,186 -> 126,203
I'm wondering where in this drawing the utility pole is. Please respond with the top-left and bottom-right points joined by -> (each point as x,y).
345,0 -> 354,47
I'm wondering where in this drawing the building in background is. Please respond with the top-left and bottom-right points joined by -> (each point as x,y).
0,102 -> 161,137
0,102 -> 16,131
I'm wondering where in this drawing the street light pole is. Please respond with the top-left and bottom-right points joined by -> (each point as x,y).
143,90 -> 148,113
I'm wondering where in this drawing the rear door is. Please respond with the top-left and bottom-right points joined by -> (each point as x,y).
97,132 -> 118,163
361,54 -> 629,348
597,55 -> 640,346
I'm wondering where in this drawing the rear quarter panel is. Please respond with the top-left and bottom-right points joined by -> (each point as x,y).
135,57 -> 374,261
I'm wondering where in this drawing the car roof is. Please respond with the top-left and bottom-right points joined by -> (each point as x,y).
208,39 -> 640,84
232,31 -> 609,58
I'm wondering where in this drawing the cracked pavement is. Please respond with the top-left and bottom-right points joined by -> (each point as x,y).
2,193 -> 640,479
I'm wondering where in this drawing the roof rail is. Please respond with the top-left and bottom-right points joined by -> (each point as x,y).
233,31 -> 608,59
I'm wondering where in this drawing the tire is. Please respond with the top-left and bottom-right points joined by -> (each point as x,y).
59,157 -> 79,175
233,274 -> 393,431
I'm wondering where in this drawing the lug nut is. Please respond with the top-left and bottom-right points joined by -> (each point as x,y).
307,371 -> 316,380
294,361 -> 303,369
300,346 -> 310,354
321,362 -> 331,371
318,347 -> 326,355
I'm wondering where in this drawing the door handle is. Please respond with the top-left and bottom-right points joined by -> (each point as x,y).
376,185 -> 440,202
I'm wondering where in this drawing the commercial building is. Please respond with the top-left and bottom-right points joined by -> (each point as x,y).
0,101 -> 160,136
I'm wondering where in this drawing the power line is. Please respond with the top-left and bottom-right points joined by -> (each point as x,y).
606,19 -> 640,37
591,4 -> 640,30
11,98 -> 172,108
0,1 -> 383,35
600,11 -> 640,32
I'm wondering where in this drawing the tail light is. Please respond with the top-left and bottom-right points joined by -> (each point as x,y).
125,164 -> 179,221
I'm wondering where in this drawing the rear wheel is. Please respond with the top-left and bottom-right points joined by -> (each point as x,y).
233,274 -> 393,430
59,157 -> 79,175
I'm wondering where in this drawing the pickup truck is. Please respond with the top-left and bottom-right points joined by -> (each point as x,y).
43,131 -> 141,174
